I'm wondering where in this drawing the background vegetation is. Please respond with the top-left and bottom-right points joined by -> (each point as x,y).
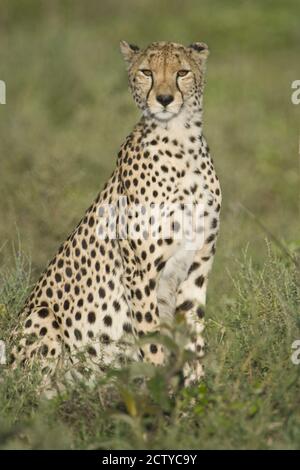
0,0 -> 299,449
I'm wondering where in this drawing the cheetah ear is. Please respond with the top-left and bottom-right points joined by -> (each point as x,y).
120,41 -> 140,65
188,42 -> 209,61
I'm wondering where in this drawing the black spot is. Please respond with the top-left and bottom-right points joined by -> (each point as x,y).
87,346 -> 97,356
196,306 -> 205,318
188,262 -> 200,274
88,311 -> 96,323
206,234 -> 215,243
103,315 -> 112,327
123,323 -> 132,333
195,275 -> 205,288
211,218 -> 218,229
46,288 -> 53,298
129,43 -> 140,52
145,312 -> 153,323
135,289 -> 142,300
75,312 -> 82,321
113,300 -> 121,312
65,267 -> 72,278
74,329 -> 82,341
64,283 -> 71,293
74,286 -> 80,296
157,260 -> 166,272
98,287 -> 106,299
38,308 -> 49,318
177,300 -> 194,312
100,334 -> 111,344
136,311 -> 142,323
57,259 -> 64,268
144,285 -> 150,296
150,344 -> 158,354
52,320 -> 59,329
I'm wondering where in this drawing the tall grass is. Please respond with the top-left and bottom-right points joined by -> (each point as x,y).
0,245 -> 299,449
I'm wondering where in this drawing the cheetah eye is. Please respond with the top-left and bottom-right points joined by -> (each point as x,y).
140,69 -> 152,77
177,70 -> 190,77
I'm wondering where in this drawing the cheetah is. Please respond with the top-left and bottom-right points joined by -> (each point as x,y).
10,41 -> 221,386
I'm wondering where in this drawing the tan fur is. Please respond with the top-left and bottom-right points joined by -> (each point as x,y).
11,42 -> 221,387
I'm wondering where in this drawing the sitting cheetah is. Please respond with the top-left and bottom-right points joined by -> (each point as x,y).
10,41 -> 221,386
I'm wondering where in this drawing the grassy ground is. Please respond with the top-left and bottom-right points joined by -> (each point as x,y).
0,0 -> 299,449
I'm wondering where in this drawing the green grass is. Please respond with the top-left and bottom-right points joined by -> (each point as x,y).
1,247 -> 299,449
0,0 -> 300,449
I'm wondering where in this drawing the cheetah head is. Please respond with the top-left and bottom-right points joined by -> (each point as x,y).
120,41 -> 209,122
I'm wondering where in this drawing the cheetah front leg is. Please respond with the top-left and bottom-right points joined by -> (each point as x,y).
119,240 -> 166,367
175,237 -> 217,387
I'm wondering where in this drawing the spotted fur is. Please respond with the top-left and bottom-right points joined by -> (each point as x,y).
10,41 -> 221,386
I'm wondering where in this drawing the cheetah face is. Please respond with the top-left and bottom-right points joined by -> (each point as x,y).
120,41 -> 209,122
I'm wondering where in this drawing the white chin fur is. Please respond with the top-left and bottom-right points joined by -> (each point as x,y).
153,111 -> 177,121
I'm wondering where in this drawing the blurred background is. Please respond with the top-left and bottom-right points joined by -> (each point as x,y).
0,0 -> 299,293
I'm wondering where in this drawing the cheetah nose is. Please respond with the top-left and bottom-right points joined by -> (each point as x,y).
156,94 -> 174,107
